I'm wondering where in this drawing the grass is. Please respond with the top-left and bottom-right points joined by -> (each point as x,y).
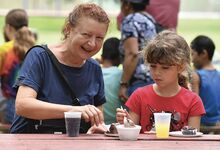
0,16 -> 219,54
177,19 -> 220,50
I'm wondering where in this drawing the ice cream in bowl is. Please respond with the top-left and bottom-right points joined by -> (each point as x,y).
116,118 -> 141,141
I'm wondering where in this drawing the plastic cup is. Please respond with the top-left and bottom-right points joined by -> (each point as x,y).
64,112 -> 82,137
154,112 -> 171,138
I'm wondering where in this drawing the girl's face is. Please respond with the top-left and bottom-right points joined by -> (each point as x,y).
149,63 -> 182,88
66,16 -> 108,60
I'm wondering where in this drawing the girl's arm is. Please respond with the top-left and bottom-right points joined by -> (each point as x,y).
129,111 -> 140,125
188,116 -> 201,131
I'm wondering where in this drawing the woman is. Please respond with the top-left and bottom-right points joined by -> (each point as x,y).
10,3 -> 110,133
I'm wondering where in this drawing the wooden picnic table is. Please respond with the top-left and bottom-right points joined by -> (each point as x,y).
0,133 -> 220,150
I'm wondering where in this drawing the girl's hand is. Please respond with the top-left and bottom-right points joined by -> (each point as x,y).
116,107 -> 127,124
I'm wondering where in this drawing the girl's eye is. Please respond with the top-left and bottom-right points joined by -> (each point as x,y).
162,66 -> 169,69
150,65 -> 156,68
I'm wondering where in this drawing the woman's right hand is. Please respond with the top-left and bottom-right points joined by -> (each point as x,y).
79,105 -> 104,126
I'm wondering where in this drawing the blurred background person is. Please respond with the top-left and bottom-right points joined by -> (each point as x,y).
0,9 -> 28,73
117,0 -> 180,31
145,0 -> 180,31
118,0 -> 156,101
1,27 -> 36,124
0,8 -> 29,124
191,35 -> 220,132
100,37 -> 125,124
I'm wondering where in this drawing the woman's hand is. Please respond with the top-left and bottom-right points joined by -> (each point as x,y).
79,105 -> 104,126
87,123 -> 108,134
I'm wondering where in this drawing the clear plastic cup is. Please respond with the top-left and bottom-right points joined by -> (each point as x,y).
154,112 -> 171,138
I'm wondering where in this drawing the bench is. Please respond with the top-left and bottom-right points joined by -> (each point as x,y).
200,125 -> 220,134
0,123 -> 11,133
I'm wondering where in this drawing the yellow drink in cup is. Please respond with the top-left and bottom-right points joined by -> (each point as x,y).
155,123 -> 170,138
154,113 -> 171,138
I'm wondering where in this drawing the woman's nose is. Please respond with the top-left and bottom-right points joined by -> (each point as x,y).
87,37 -> 96,47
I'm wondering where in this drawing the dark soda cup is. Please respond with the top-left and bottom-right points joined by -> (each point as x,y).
64,112 -> 82,137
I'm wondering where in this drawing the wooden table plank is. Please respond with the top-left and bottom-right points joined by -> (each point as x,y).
0,134 -> 219,150
0,133 -> 220,141
1,140 -> 220,150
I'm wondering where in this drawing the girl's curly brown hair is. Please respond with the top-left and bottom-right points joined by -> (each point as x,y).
143,30 -> 192,89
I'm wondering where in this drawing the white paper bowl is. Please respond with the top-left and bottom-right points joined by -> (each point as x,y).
116,124 -> 141,141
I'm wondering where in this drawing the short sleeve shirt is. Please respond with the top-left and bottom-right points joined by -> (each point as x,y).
126,85 -> 205,133
10,45 -> 106,133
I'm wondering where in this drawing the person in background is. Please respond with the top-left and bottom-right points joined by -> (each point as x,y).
118,0 -> 156,102
10,3 -> 110,134
0,8 -> 29,123
145,0 -> 180,31
100,37 -> 125,124
191,35 -> 220,129
117,0 -> 180,31
1,27 -> 36,124
0,9 -> 28,74
116,31 -> 205,133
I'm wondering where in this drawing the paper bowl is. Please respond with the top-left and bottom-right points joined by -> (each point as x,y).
116,124 -> 141,141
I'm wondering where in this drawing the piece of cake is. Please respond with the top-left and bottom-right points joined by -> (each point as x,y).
181,126 -> 197,135
107,123 -> 119,134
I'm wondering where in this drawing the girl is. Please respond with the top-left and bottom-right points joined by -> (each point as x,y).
116,30 -> 205,133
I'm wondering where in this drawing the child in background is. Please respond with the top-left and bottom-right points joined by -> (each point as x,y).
1,27 -> 36,124
101,37 -> 125,124
116,30 -> 205,133
191,35 -> 220,127
0,9 -> 29,116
